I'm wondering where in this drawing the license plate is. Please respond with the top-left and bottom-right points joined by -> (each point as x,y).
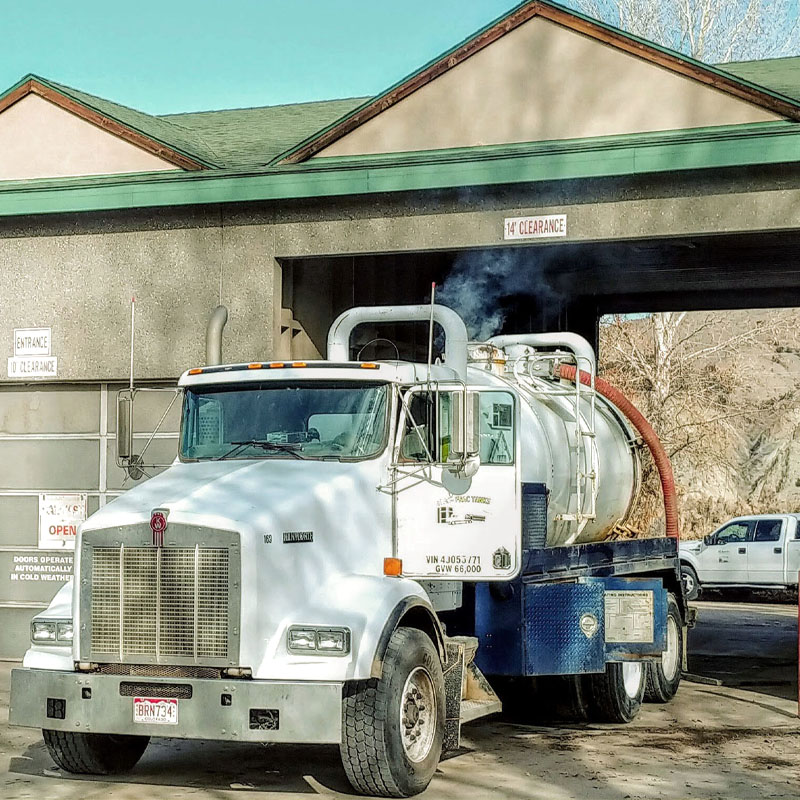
133,697 -> 178,725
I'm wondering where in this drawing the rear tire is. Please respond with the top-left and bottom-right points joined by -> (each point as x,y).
42,729 -> 149,774
645,593 -> 683,703
587,661 -> 645,723
681,564 -> 700,600
340,627 -> 445,797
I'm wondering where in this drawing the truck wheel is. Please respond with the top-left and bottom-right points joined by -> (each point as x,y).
587,661 -> 645,723
645,593 -> 683,703
340,627 -> 444,797
42,730 -> 149,774
681,564 -> 700,600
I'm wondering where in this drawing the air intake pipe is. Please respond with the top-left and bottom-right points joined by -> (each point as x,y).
327,304 -> 469,381
488,332 -> 596,374
206,305 -> 228,366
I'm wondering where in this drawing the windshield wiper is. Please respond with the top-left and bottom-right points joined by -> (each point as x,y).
217,440 -> 306,460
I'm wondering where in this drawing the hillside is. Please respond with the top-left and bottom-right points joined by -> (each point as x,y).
598,308 -> 800,538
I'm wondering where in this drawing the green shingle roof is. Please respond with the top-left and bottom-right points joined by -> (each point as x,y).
1,74 -> 369,170
720,57 -> 800,103
159,98 -> 369,168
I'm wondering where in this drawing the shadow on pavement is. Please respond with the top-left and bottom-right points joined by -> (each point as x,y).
8,737 -> 352,794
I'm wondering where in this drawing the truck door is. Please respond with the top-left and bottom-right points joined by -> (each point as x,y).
696,520 -> 753,583
746,517 -> 785,584
392,385 -> 520,580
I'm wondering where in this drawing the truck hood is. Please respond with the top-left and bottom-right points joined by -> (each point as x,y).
76,456 -> 401,680
85,457 -> 386,534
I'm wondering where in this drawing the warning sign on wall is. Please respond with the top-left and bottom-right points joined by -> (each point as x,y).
38,494 -> 87,550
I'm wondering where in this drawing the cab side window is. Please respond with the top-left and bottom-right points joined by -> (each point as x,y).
479,392 -> 514,464
399,391 -> 451,463
754,519 -> 782,542
715,521 -> 753,544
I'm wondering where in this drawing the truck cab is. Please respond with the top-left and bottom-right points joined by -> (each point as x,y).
679,513 -> 800,598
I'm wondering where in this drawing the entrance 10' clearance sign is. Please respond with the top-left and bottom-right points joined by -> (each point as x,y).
39,494 -> 87,550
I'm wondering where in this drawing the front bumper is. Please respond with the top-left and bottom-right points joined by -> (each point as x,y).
9,669 -> 342,744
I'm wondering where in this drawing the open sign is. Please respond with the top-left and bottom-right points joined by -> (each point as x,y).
38,494 -> 87,551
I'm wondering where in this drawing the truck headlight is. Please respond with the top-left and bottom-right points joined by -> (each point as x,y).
287,626 -> 350,655
31,619 -> 73,645
56,621 -> 74,642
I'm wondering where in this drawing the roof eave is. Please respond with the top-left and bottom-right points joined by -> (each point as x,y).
0,121 -> 798,218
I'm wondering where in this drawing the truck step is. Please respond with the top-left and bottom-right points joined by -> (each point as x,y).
443,637 -> 502,751
460,697 -> 502,724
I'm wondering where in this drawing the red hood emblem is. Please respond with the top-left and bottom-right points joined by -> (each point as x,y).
150,511 -> 167,547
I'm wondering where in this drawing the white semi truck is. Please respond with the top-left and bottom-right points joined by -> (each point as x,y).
10,304 -> 688,797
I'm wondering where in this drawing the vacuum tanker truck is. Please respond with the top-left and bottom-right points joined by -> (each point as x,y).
10,304 -> 687,797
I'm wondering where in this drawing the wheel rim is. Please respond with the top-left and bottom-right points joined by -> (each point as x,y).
400,666 -> 437,763
621,662 -> 643,698
682,570 -> 695,596
661,616 -> 680,681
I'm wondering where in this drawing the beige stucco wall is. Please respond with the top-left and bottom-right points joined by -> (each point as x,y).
316,17 -> 781,158
0,95 -> 178,180
0,210 -> 279,381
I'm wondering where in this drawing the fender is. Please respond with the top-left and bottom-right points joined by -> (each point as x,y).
370,595 -> 446,679
21,580 -> 74,671
679,549 -> 701,574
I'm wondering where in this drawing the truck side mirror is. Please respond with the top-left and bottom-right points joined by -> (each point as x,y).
117,394 -> 133,460
703,534 -> 715,546
451,390 -> 480,458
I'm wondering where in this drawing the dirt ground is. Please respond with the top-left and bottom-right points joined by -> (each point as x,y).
1,598 -> 798,799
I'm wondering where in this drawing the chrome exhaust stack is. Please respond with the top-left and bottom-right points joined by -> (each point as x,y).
206,305 -> 229,366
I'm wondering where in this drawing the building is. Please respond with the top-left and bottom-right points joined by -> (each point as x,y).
3,0 -> 800,656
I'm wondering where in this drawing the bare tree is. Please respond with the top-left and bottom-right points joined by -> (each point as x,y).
569,0 -> 799,62
599,310 -> 800,537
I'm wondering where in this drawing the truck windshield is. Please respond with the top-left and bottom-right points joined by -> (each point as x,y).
180,381 -> 389,461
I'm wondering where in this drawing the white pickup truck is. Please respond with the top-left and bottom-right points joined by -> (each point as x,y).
679,514 -> 800,599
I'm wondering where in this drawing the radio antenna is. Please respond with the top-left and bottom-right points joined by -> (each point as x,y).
129,296 -> 136,392
426,282 -> 436,385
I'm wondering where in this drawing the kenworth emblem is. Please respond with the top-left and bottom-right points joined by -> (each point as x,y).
150,510 -> 168,547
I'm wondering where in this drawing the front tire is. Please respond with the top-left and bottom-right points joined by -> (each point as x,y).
340,627 -> 445,797
645,593 -> 683,703
586,661 -> 645,723
681,563 -> 700,600
42,730 -> 149,774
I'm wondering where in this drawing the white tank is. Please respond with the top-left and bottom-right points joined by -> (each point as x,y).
470,339 -> 641,547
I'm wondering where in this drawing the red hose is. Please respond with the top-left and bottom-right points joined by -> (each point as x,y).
559,364 -> 679,540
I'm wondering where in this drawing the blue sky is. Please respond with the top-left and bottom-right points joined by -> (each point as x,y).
0,0 -> 521,114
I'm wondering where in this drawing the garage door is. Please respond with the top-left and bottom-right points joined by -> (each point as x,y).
0,383 -> 179,659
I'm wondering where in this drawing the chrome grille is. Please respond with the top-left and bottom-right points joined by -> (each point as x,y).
90,545 -> 230,661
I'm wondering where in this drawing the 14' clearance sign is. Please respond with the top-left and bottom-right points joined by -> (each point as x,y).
39,494 -> 87,550
504,214 -> 567,240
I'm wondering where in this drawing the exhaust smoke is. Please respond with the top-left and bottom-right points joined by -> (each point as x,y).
437,249 -> 563,340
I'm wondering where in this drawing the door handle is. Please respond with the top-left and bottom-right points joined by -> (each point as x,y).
774,547 -> 782,554
738,547 -> 746,554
